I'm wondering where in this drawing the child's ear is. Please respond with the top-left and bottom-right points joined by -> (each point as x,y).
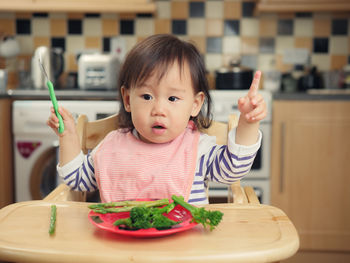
121,86 -> 131,112
191,91 -> 205,117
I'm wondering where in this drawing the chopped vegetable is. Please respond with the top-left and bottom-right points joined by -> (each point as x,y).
90,198 -> 169,214
172,195 -> 223,231
113,203 -> 178,230
49,204 -> 57,235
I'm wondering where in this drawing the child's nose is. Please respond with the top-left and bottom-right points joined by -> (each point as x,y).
151,100 -> 166,116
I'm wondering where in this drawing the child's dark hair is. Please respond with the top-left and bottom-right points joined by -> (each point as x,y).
117,34 -> 212,131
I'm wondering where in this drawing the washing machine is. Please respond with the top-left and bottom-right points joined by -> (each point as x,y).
12,100 -> 119,202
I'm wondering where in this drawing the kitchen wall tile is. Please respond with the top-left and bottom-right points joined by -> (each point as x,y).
223,1 -> 241,19
66,36 -> 84,53
277,19 -> 294,35
241,36 -> 258,54
313,37 -> 329,53
100,13 -> 119,19
84,36 -> 101,50
222,36 -> 241,54
15,13 -> 32,19
119,14 -> 136,19
102,19 -> 119,36
16,36 -> 33,54
330,55 -> 347,70
296,12 -> 312,18
206,37 -> 222,53
258,54 -> 276,71
50,19 -> 67,37
171,1 -> 188,19
241,18 -> 259,36
123,36 -> 137,53
190,1 -> 205,18
33,13 -> 48,18
311,54 -> 330,71
332,19 -> 348,35
0,19 -> 15,35
67,53 -> 78,71
241,55 -> 257,69
259,16 -> 277,37
33,36 -> 50,49
16,19 -> 31,34
154,19 -> 171,34
205,53 -> 222,71
206,19 -> 223,37
242,1 -> 256,18
330,36 -> 348,54
172,20 -> 187,35
205,1 -> 223,19
0,13 -> 15,19
135,18 -> 154,36
275,54 -> 293,72
294,37 -> 313,51
85,13 -> 100,18
49,13 -> 67,19
68,19 -> 82,35
188,18 -> 206,36
189,36 -> 206,53
103,37 -> 110,52
120,20 -> 134,35
32,18 -> 50,36
83,18 -> 102,36
51,37 -> 65,51
67,13 -> 84,19
259,37 -> 275,53
294,19 -> 313,37
156,1 -> 171,19
275,36 -> 294,54
313,17 -> 331,37
224,20 -> 240,36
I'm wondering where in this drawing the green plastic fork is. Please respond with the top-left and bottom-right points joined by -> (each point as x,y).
38,57 -> 64,134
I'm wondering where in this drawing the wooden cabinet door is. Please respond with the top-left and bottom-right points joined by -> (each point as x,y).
271,101 -> 350,251
257,0 -> 350,12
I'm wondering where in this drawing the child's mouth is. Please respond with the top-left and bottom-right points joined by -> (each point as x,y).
152,124 -> 166,135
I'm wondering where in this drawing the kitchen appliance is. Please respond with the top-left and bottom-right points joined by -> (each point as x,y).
215,60 -> 253,90
78,53 -> 120,90
208,90 -> 272,204
13,100 -> 119,202
31,46 -> 64,90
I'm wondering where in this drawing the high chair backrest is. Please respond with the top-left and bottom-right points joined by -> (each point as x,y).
76,114 -> 238,153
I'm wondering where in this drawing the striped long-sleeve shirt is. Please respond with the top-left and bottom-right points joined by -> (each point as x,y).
57,128 -> 261,205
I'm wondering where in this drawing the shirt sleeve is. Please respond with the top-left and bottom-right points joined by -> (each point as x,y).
56,150 -> 98,192
197,127 -> 262,184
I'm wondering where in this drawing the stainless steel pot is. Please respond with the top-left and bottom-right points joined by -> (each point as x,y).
215,61 -> 253,90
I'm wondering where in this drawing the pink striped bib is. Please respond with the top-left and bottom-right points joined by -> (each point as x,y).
93,121 -> 200,202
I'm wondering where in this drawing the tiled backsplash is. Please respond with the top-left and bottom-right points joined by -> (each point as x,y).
0,0 -> 349,88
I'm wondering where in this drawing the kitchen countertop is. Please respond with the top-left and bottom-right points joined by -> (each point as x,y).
1,88 -> 350,101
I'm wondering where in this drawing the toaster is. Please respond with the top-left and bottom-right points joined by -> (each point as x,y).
78,54 -> 120,90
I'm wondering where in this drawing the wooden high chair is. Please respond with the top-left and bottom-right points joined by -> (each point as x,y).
44,114 -> 259,204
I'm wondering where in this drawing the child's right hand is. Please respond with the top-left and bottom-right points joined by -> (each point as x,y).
47,106 -> 76,137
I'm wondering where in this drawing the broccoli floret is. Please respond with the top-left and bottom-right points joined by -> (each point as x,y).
172,195 -> 223,231
113,204 -> 179,230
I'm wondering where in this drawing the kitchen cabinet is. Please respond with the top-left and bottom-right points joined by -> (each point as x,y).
0,98 -> 13,208
271,100 -> 350,253
0,0 -> 156,13
257,0 -> 350,12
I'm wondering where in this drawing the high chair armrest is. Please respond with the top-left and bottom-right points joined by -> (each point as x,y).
244,186 -> 260,204
228,181 -> 248,204
43,184 -> 86,202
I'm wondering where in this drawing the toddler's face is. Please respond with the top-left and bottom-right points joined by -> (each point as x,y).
121,61 -> 204,143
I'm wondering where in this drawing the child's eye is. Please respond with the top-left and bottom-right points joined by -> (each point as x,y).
142,94 -> 152,100
168,96 -> 179,102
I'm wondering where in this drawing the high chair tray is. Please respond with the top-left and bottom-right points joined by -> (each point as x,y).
0,201 -> 299,263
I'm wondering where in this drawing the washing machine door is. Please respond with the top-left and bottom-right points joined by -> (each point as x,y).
29,146 -> 59,200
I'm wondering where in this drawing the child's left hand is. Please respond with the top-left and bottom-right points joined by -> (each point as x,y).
237,70 -> 267,123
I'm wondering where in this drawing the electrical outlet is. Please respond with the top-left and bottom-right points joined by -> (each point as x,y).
110,37 -> 126,62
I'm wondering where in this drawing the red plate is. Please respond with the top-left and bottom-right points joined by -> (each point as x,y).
88,203 -> 198,238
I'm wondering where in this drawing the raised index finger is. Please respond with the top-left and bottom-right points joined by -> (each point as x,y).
248,70 -> 261,98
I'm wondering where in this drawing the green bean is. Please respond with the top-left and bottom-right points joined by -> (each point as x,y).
49,204 -> 57,235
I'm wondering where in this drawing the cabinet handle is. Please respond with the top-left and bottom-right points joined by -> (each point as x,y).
279,122 -> 285,193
